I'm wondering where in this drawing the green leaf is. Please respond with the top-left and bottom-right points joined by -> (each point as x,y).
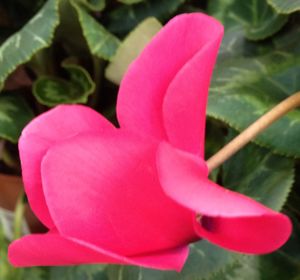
207,0 -> 235,23
209,253 -> 300,280
0,92 -> 34,142
105,0 -> 184,36
72,2 -> 120,60
208,0 -> 288,40
208,23 -> 300,158
169,242 -> 237,280
0,1 -> 46,38
0,0 -> 60,90
222,131 -> 295,211
22,268 -> 49,280
105,242 -> 238,280
76,0 -> 106,12
267,0 -> 300,14
118,0 -> 144,4
105,17 -> 162,84
49,265 -> 107,280
33,62 -> 95,106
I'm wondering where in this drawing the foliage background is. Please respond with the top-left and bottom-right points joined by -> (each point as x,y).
0,0 -> 299,279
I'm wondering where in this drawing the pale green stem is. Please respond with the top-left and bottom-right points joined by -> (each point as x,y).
13,192 -> 25,240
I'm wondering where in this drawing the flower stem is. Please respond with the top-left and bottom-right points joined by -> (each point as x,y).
207,91 -> 300,172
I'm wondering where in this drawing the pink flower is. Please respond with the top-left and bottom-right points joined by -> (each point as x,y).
8,13 -> 291,271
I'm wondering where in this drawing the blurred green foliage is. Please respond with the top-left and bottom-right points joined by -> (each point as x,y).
0,0 -> 299,279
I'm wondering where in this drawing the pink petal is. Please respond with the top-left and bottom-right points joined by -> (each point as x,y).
41,132 -> 197,257
162,27 -> 223,156
19,105 -> 115,228
157,142 -> 292,254
8,232 -> 189,271
117,13 -> 223,148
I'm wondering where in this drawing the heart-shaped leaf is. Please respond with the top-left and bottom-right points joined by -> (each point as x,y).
33,62 -> 95,106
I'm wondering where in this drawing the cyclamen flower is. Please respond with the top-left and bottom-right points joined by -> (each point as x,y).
9,13 -> 291,271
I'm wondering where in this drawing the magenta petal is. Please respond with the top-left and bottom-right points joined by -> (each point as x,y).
117,13 -> 223,143
157,142 -> 292,254
19,105 -> 115,228
41,132 -> 197,257
163,23 -> 223,157
132,245 -> 189,272
19,134 -> 55,228
8,232 -> 189,271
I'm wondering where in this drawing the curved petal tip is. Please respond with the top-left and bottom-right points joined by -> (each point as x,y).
156,142 -> 292,254
117,13 -> 223,147
194,212 -> 292,254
